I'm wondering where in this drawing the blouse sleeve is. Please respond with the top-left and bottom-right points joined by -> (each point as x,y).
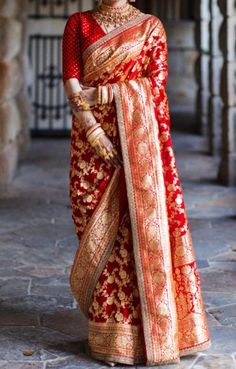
62,13 -> 83,84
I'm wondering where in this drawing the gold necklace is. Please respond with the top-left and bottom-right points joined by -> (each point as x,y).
92,3 -> 142,28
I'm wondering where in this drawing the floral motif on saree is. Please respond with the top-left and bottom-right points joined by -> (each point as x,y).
63,10 -> 211,366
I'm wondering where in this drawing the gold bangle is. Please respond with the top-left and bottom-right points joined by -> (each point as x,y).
90,132 -> 105,147
107,84 -> 114,104
68,92 -> 90,111
97,86 -> 102,105
103,85 -> 109,104
87,126 -> 104,141
86,123 -> 101,138
88,128 -> 105,145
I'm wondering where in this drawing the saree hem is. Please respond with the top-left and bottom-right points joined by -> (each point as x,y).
179,339 -> 211,357
88,320 -> 146,363
90,340 -> 211,366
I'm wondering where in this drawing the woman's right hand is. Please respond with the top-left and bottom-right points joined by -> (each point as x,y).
70,95 -> 122,168
92,133 -> 123,168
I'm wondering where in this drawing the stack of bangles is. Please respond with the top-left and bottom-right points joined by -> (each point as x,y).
86,123 -> 117,161
68,84 -> 114,112
97,84 -> 114,105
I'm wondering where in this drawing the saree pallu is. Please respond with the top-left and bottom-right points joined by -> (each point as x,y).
69,13 -> 211,366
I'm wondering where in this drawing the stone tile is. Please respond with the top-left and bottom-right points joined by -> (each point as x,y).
210,250 -> 236,262
207,326 -> 236,354
55,235 -> 79,262
196,259 -> 210,269
0,218 -> 26,234
202,291 -> 236,308
45,354 -> 107,369
0,312 -> 39,327
16,265 -> 66,278
0,295 -> 74,313
0,188 -> 72,222
175,154 -> 219,183
137,354 -> 198,368
0,278 -> 30,297
208,261 -> 236,272
1,363 -> 44,369
0,326 -> 83,361
0,267 -> 30,278
31,276 -> 72,299
41,308 -> 88,340
185,188 -> 236,218
189,219 -> 235,260
199,269 -> 236,293
11,223 -> 74,251
0,363 -> 8,369
206,312 -> 221,327
6,240 -> 74,270
208,304 -> 236,327
192,354 -> 236,368
0,238 -> 29,269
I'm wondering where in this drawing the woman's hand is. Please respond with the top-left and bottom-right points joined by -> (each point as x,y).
92,133 -> 123,168
79,84 -> 98,107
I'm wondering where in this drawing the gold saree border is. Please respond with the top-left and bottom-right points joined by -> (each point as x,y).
112,80 -> 211,365
112,80 -> 178,365
82,14 -> 159,84
83,13 -> 152,63
88,321 -> 146,365
70,166 -> 121,316
88,322 -> 211,366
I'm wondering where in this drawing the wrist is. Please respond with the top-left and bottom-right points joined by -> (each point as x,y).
86,123 -> 102,138
87,127 -> 105,146
68,91 -> 90,111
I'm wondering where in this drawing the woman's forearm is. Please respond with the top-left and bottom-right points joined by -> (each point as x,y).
64,78 -> 97,131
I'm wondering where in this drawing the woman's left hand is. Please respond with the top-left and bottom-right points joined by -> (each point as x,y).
79,84 -> 98,107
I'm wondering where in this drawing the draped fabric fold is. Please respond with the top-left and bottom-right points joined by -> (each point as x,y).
68,12 -> 211,366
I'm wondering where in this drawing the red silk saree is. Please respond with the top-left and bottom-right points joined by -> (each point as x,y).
62,9 -> 211,366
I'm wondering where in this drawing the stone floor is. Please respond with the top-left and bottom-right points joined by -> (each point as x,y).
0,131 -> 236,369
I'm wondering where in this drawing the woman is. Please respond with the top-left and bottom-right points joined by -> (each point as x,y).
62,0 -> 211,366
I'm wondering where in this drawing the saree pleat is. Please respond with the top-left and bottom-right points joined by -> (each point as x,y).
69,12 -> 211,366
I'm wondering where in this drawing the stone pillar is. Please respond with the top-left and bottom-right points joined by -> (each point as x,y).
0,0 -> 31,187
218,0 -> 236,185
209,0 -> 224,155
196,0 -> 211,137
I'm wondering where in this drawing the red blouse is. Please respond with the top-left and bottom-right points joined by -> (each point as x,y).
62,10 -> 107,84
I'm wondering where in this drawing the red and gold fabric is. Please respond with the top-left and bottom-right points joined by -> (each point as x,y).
62,9 -> 211,366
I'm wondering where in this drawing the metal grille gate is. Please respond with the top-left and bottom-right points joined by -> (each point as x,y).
28,0 -> 86,136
